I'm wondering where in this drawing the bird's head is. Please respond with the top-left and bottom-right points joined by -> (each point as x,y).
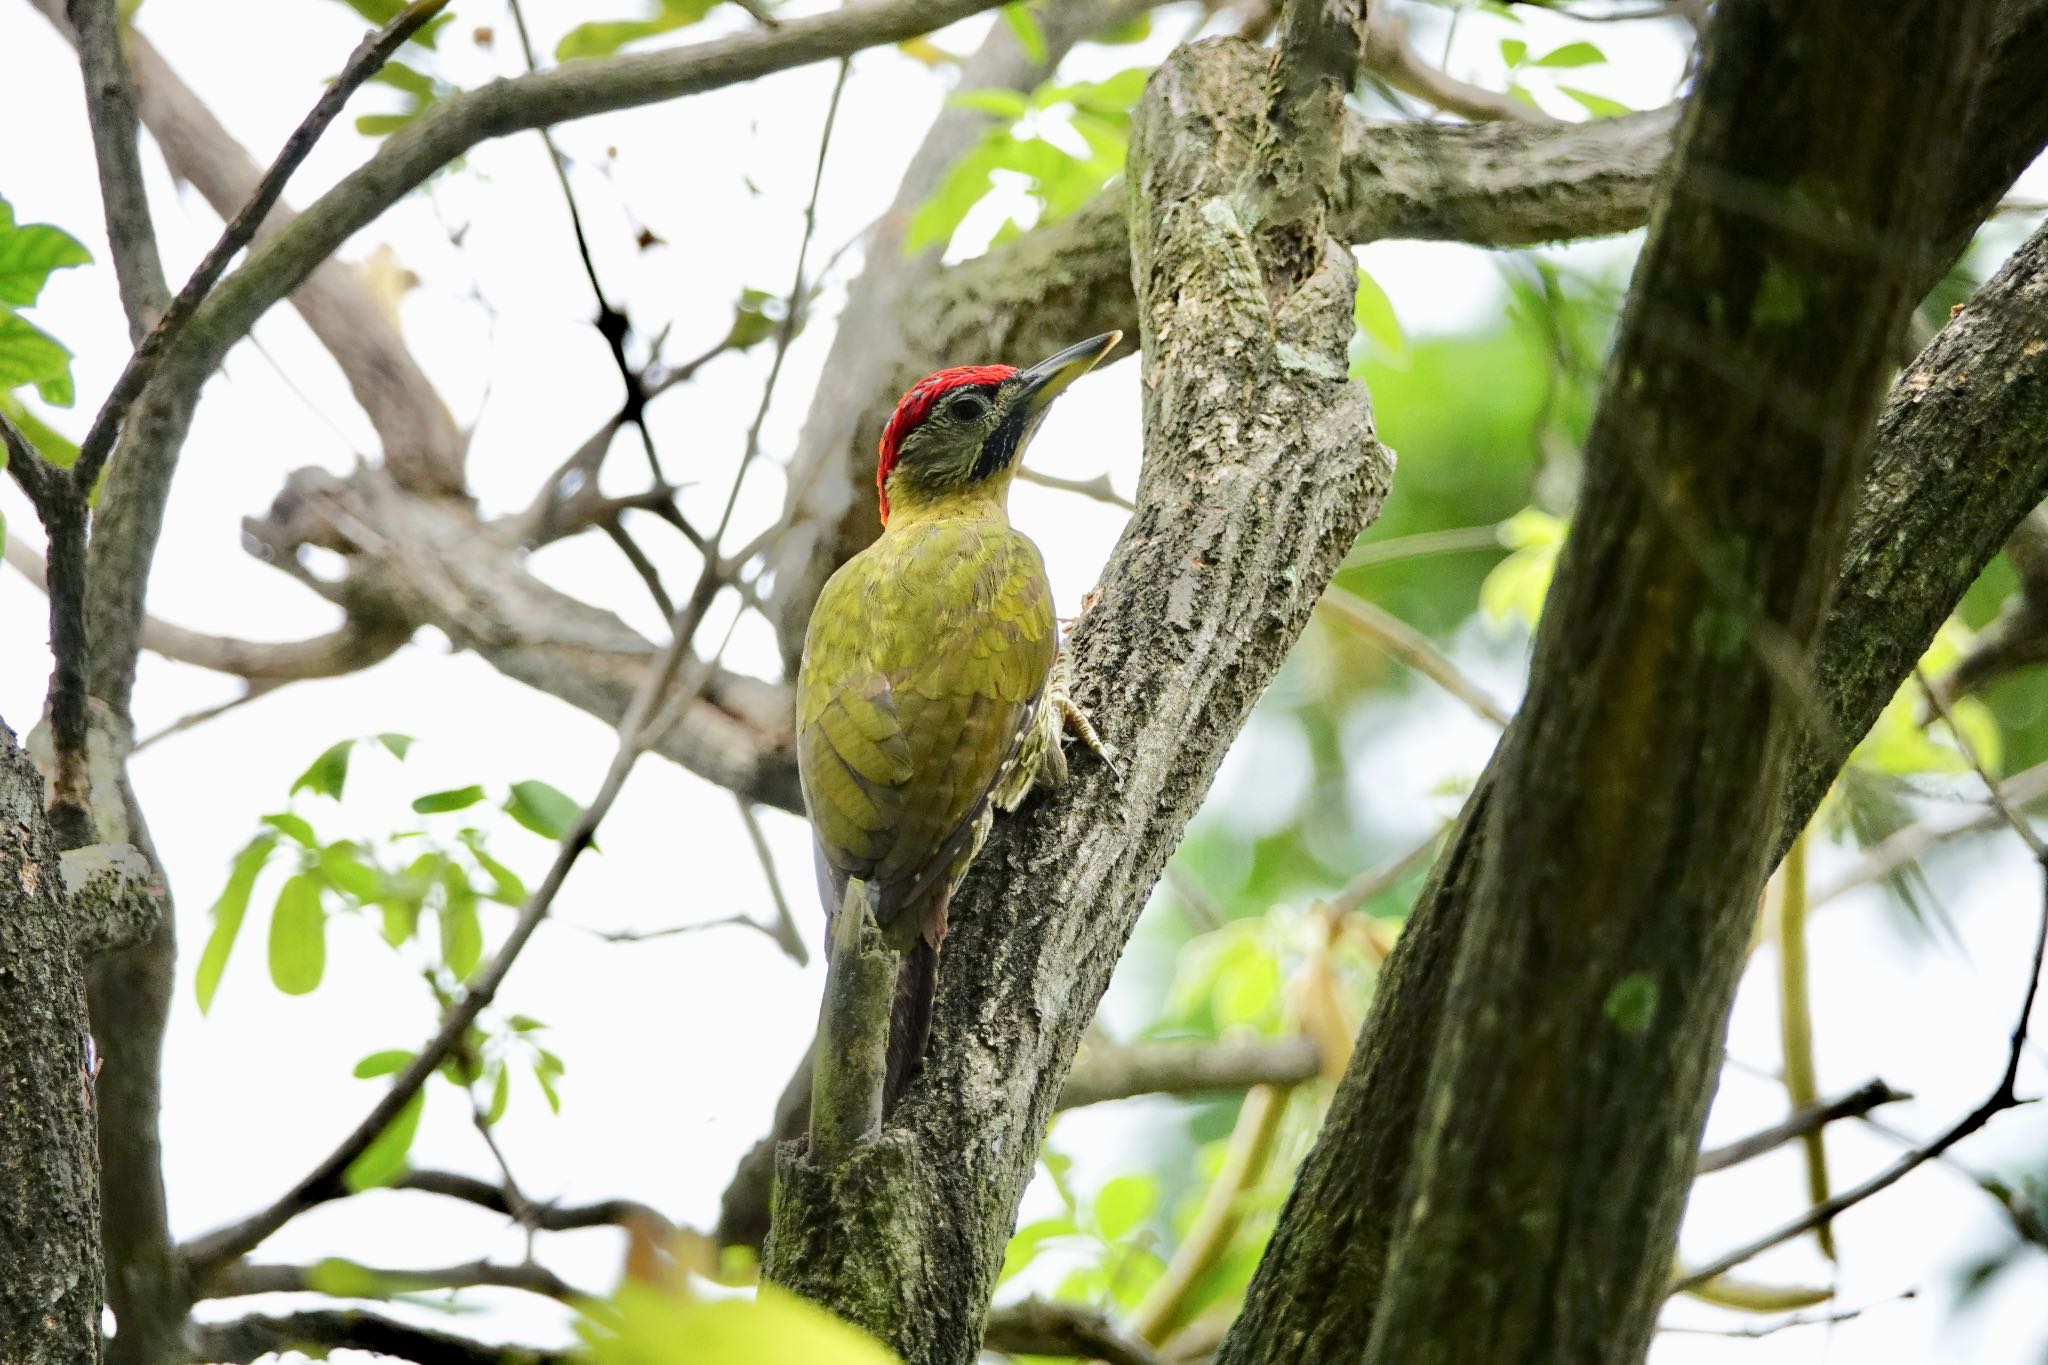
875,331 -> 1121,524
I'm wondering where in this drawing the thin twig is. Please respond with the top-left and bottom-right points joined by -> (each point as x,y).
1672,675 -> 2048,1293
1812,760 -> 2048,909
738,797 -> 808,965
394,1169 -> 676,1239
1341,523 -> 1503,571
204,1257 -> 581,1303
1660,1294 -> 1914,1339
69,0 -> 450,493
1316,585 -> 1512,727
1324,825 -> 1445,918
182,555 -> 730,1274
1016,466 -> 1136,509
1694,1079 -> 1909,1175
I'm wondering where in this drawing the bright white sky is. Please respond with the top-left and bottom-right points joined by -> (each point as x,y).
3,1 -> 2047,1361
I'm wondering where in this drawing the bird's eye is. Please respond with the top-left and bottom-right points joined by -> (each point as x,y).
945,392 -> 990,422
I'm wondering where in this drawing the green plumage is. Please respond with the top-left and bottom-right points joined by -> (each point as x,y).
797,491 -> 1060,952
795,331 -> 1118,1113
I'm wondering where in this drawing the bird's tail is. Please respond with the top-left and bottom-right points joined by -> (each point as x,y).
883,936 -> 938,1115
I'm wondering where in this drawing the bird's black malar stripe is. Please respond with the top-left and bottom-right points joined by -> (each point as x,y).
972,393 -> 1028,483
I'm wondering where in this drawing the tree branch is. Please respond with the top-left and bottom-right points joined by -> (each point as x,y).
1694,1079 -> 1910,1175
204,1257 -> 581,1303
983,1299 -> 1167,1365
394,1169 -> 676,1239
63,0 -> 170,339
1060,1037 -> 1323,1109
188,1309 -> 575,1365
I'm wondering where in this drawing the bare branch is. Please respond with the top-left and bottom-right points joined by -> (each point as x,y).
1812,759 -> 2048,908
984,1299 -> 1168,1365
69,0 -> 450,496
62,0 -> 171,338
1694,1079 -> 1911,1175
188,1310 -> 575,1365
1364,10 -> 1555,124
1060,1037 -> 1323,1109
204,1257 -> 582,1303
395,1169 -> 677,1239
1316,586 -> 1511,726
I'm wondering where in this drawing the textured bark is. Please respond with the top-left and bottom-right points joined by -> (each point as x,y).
763,28 -> 1389,1363
1223,6 -> 2025,1363
0,722 -> 103,1364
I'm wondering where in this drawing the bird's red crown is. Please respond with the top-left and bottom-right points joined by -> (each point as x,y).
875,364 -> 1016,524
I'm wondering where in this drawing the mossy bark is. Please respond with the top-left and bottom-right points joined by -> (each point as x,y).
1222,4 -> 2024,1363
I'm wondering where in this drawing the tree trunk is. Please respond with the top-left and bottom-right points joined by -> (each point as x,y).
0,722 -> 104,1364
1222,3 -> 2019,1362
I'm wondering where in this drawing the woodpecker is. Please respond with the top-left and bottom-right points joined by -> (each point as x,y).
797,331 -> 1121,1114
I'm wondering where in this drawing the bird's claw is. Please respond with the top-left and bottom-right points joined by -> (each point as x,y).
1055,693 -> 1123,786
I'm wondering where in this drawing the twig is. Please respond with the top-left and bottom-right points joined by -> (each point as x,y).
1016,466 -> 1136,510
739,797 -> 809,965
188,1309 -> 574,1365
182,553 -> 731,1274
1163,863 -> 1225,931
1316,585 -> 1512,727
1060,1037 -> 1322,1109
1324,826 -> 1445,918
1812,760 -> 2048,908
1363,11 -> 1555,125
713,56 -> 850,548
984,1298 -> 1167,1365
1694,1079 -> 1909,1175
1671,674 -> 2048,1293
204,1257 -> 581,1303
1341,523 -> 1503,571
69,0 -> 450,493
394,1169 -> 676,1239
1130,1083 -> 1289,1344
65,0 -> 171,338
1769,826 -> 1835,1257
1660,1294 -> 1914,1339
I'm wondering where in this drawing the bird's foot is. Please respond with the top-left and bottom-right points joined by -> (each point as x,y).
1053,690 -> 1122,784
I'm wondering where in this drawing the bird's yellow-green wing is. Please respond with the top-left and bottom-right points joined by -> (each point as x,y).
797,521 -> 1056,934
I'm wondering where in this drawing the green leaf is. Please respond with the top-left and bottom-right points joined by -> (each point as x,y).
720,287 -> 784,351
1532,40 -> 1604,68
304,1256 -> 394,1298
353,112 -> 418,137
555,0 -> 722,61
951,88 -> 1031,120
1481,508 -> 1567,627
1095,12 -> 1149,42
379,899 -> 420,947
1001,3 -> 1047,62
317,841 -> 382,902
579,1283 -> 901,1365
196,835 -> 279,1012
377,732 -> 415,759
353,1048 -> 414,1079
413,784 -> 486,814
0,306 -> 76,404
508,1013 -> 547,1033
344,1088 -> 426,1191
440,869 -> 483,979
260,810 -> 319,847
505,779 -> 583,842
326,0 -> 451,46
1499,37 -> 1527,67
485,1062 -> 511,1125
0,392 -> 77,465
1000,1214 -> 1077,1284
1094,1173 -> 1158,1242
461,831 -> 527,905
293,740 -> 354,800
268,873 -> 327,995
0,198 -> 91,307
535,1062 -> 563,1114
1559,86 -> 1632,118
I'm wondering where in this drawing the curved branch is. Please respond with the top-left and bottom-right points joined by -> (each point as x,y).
204,1258 -> 582,1303
188,1310 -> 575,1365
395,1169 -> 677,1239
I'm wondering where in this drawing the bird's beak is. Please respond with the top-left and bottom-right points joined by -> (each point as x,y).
1014,331 -> 1122,417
